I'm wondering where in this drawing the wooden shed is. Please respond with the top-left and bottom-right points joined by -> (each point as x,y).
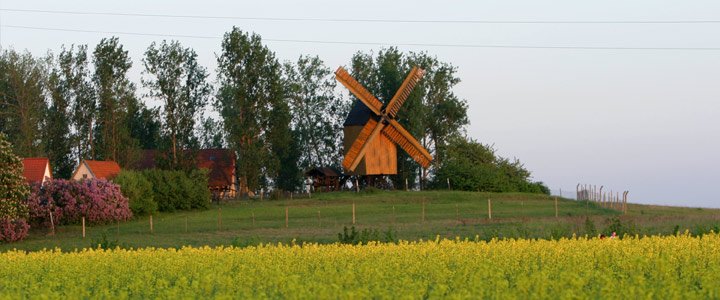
305,167 -> 343,192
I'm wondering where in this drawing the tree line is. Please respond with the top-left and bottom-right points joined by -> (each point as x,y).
0,26 -> 546,194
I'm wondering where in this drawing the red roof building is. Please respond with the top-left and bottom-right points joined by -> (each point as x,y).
71,160 -> 121,181
22,157 -> 52,185
196,149 -> 237,197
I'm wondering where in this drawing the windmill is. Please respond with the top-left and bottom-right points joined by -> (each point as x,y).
336,66 -> 433,176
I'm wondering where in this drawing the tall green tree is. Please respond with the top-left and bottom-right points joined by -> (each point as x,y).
142,40 -> 211,168
92,37 -> 140,167
283,55 -> 348,171
0,50 -> 48,157
56,45 -> 97,161
216,28 -> 284,193
45,53 -> 75,178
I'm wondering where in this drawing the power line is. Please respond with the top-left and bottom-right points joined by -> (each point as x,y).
4,25 -> 720,51
2,8 -> 720,24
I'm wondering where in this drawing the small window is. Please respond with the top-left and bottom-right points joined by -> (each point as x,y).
83,174 -> 88,179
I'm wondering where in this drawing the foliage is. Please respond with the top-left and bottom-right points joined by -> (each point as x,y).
431,136 -> 549,194
338,226 -> 397,245
92,37 -> 140,167
216,28 -> 285,193
1,235 -> 720,297
283,55 -> 348,170
0,49 -> 48,157
141,169 -> 210,212
114,170 -> 157,215
142,40 -> 211,168
0,134 -> 30,221
26,179 -> 132,226
0,218 -> 29,243
45,52 -> 75,179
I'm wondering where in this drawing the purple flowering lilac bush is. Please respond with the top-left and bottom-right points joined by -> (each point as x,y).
26,179 -> 132,226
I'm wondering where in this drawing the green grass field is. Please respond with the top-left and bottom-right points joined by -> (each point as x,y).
2,191 -> 719,251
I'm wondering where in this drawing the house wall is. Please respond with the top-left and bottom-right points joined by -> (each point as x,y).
42,163 -> 52,184
72,163 -> 94,181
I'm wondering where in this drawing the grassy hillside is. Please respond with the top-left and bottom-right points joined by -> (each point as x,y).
2,191 -> 718,251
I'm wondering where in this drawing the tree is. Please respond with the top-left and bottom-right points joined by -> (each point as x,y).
55,45 -> 97,161
142,40 -> 211,168
0,50 -> 48,157
266,96 -> 302,191
46,54 -> 75,178
0,133 -> 30,221
198,116 -> 226,149
216,28 -> 284,193
283,55 -> 349,170
92,37 -> 140,166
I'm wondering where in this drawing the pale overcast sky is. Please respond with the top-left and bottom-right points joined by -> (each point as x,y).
1,1 -> 718,207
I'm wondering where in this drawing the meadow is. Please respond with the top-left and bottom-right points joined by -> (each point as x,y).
2,191 -> 719,251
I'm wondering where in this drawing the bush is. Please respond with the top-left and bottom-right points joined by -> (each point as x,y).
26,179 -> 132,226
431,136 -> 548,194
114,171 -> 157,215
0,133 -> 30,243
142,169 -> 211,212
0,218 -> 29,243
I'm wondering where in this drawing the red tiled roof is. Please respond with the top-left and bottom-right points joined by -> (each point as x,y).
22,157 -> 51,184
196,149 -> 235,188
85,160 -> 121,180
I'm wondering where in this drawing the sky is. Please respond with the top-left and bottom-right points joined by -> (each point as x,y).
1,1 -> 718,207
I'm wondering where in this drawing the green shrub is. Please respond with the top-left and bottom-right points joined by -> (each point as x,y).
115,171 -> 157,215
141,169 -> 210,212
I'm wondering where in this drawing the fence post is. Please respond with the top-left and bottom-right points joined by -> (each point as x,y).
555,197 -> 559,218
285,206 -> 289,228
405,178 -> 409,191
488,199 -> 492,220
218,207 -> 222,230
352,202 -> 356,225
392,205 -> 396,224
355,178 -> 359,193
456,204 -> 460,223
150,215 -> 153,234
49,211 -> 55,236
82,216 -> 86,238
260,188 -> 263,201
447,178 -> 451,190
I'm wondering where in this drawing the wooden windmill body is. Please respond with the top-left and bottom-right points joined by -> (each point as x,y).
336,67 -> 433,176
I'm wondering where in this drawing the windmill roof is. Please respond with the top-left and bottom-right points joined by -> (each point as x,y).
22,157 -> 50,184
84,160 -> 121,180
343,100 -> 380,126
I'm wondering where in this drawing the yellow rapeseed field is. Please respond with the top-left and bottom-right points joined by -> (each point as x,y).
0,234 -> 718,299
